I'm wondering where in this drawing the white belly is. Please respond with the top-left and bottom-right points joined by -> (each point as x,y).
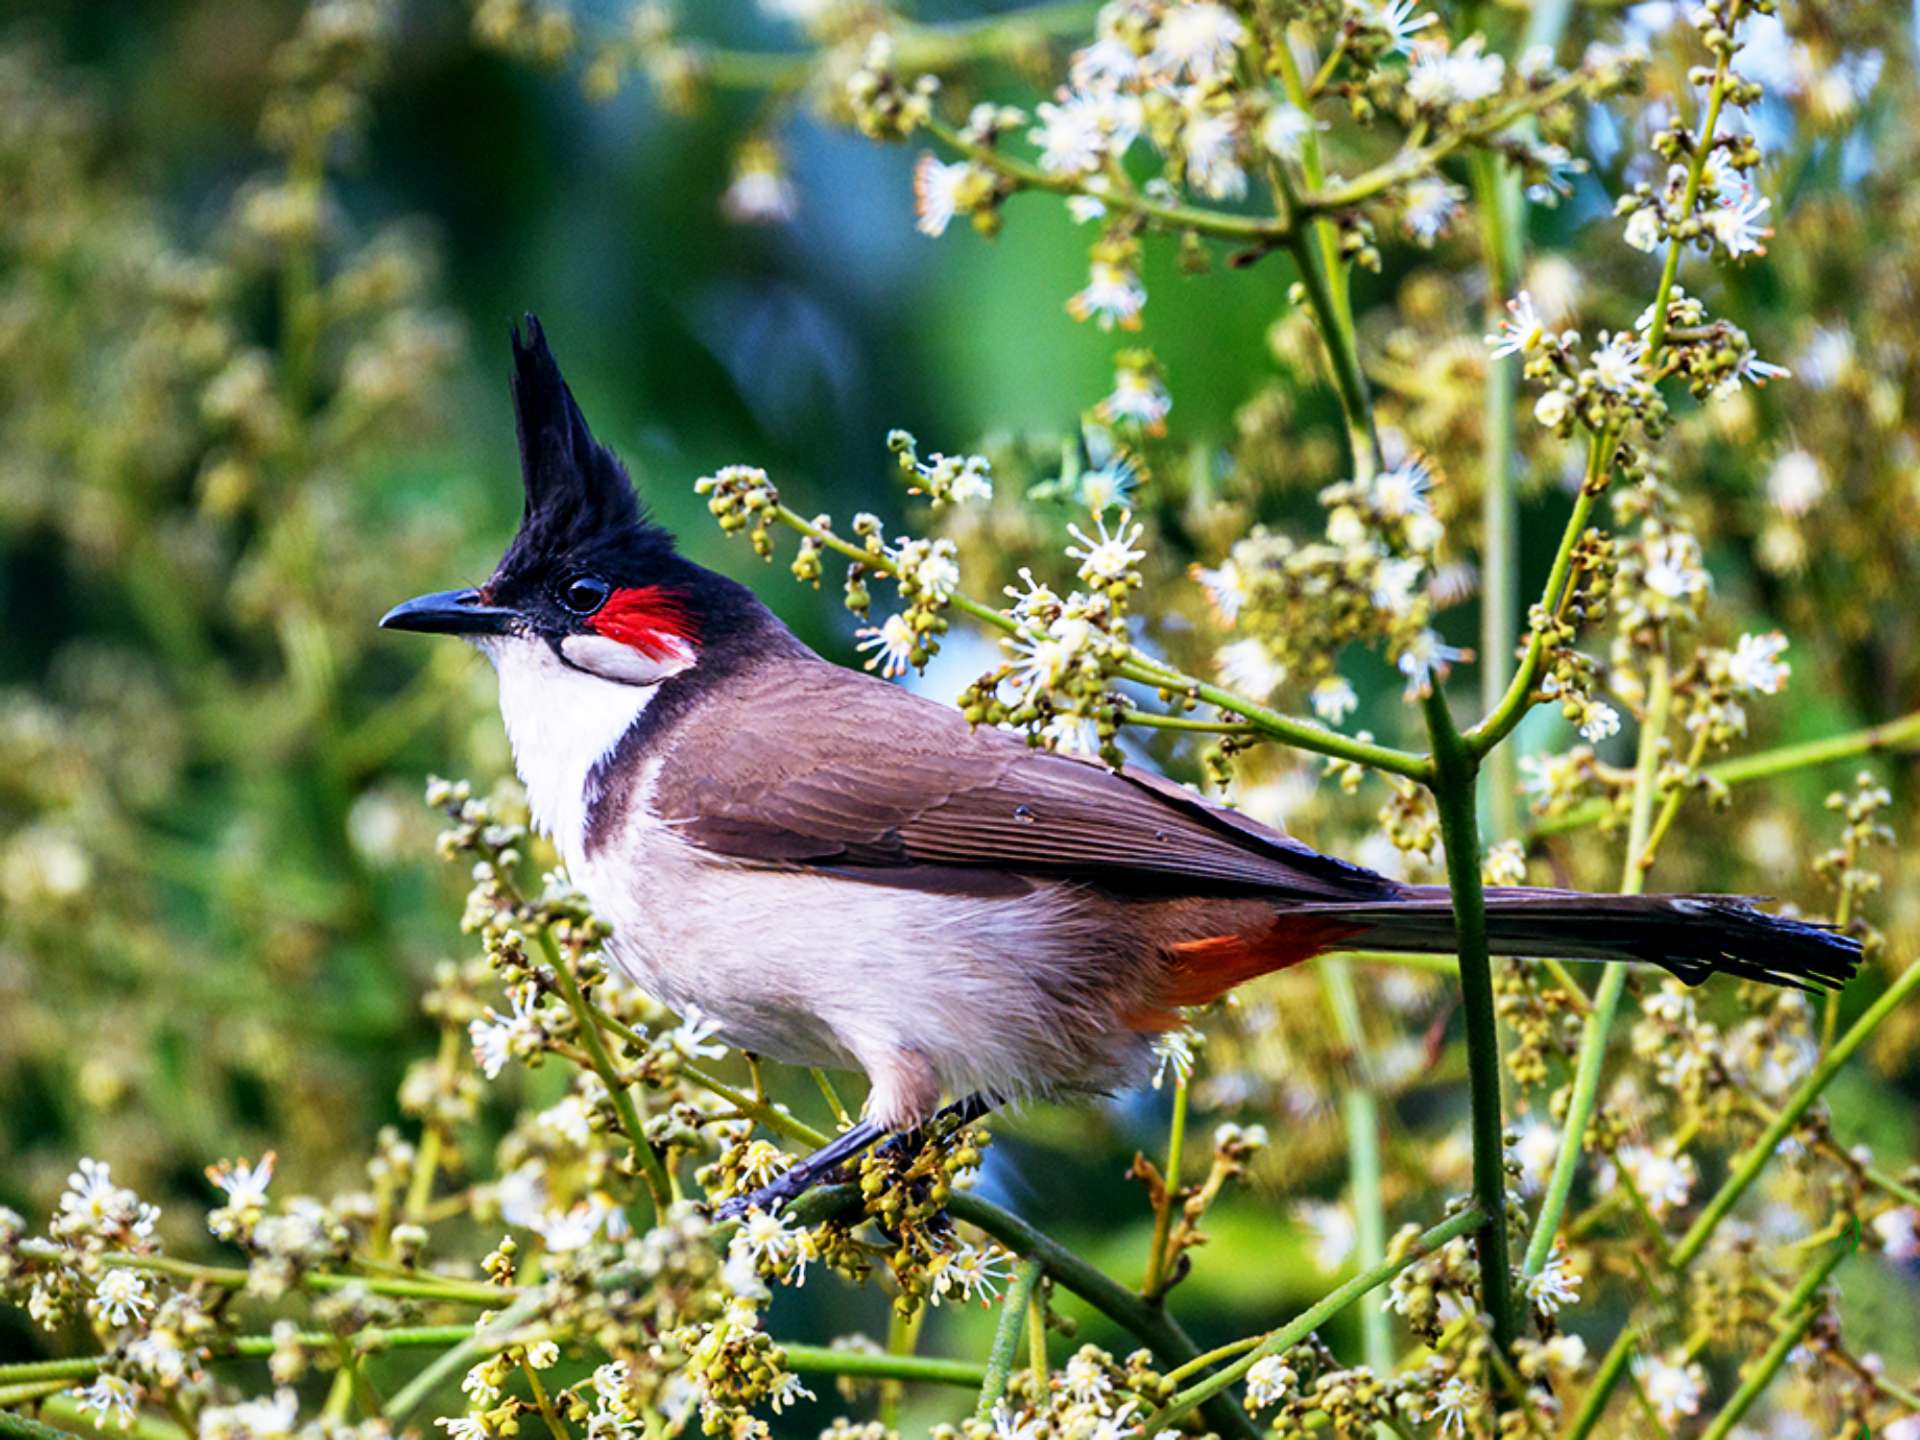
575,813 -> 1141,1107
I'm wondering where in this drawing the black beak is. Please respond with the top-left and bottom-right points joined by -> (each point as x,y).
379,588 -> 518,637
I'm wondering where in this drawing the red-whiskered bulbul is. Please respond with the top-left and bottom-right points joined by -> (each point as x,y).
382,317 -> 1857,1214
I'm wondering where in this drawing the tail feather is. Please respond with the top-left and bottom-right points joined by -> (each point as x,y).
1294,885 -> 1859,993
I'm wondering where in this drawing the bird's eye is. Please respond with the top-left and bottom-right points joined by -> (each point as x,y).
561,575 -> 610,615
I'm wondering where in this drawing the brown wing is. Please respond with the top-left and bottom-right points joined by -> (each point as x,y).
646,658 -> 1396,902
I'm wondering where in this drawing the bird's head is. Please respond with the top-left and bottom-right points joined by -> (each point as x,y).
380,315 -> 701,686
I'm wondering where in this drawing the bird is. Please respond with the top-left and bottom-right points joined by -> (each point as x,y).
382,316 -> 1858,1216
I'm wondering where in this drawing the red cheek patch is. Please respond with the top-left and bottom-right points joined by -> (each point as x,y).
589,586 -> 699,662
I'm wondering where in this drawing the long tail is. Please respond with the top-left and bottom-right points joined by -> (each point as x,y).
1299,885 -> 1859,992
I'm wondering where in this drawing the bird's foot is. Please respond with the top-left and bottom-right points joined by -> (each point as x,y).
713,1092 -> 997,1222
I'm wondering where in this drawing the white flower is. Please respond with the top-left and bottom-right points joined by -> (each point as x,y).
525,1341 -> 560,1370
1190,559 -> 1246,624
1311,676 -> 1358,724
738,1206 -> 799,1266
1426,1374 -> 1481,1435
1243,1354 -> 1298,1409
768,1372 -> 815,1413
1294,1200 -> 1357,1270
1068,261 -> 1146,330
1260,104 -> 1320,160
89,1270 -> 155,1329
1145,3 -> 1245,82
988,1401 -> 1044,1440
720,168 -> 796,227
77,1375 -> 140,1431
1633,1354 -> 1705,1426
1401,175 -> 1465,244
1510,1116 -> 1559,1195
1182,111 -> 1246,200
1714,348 -> 1791,397
56,1158 -> 159,1244
1767,448 -> 1826,515
1797,326 -> 1852,388
1727,631 -> 1790,695
1525,1248 -> 1582,1315
1151,1028 -> 1200,1089
933,1241 -> 1012,1306
1067,194 -> 1109,223
536,1192 -> 619,1252
1066,513 -> 1146,585
1372,556 -> 1427,617
1005,616 -> 1092,698
1579,702 -> 1622,743
1371,0 -> 1437,55
1407,35 -> 1504,107
1371,457 -> 1435,517
437,1416 -> 491,1440
1079,456 -> 1140,515
496,1163 -> 549,1229
1874,1207 -> 1920,1264
206,1152 -> 276,1210
1041,712 -> 1103,757
1397,628 -> 1468,700
1623,204 -> 1664,252
1216,639 -> 1287,699
912,154 -> 970,237
1709,181 -> 1773,258
469,987 -> 543,1079
1614,1144 -> 1696,1216
1062,1347 -> 1115,1403
1070,37 -> 1139,93
1591,332 -> 1647,392
1642,532 -> 1708,604
667,1004 -> 729,1060
1533,389 -> 1573,427
1486,291 -> 1547,358
1030,96 -> 1107,174
1525,143 -> 1583,205
1101,365 -> 1172,432
854,613 -> 916,679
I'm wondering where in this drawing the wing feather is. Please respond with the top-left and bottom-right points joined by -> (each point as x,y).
646,659 -> 1395,901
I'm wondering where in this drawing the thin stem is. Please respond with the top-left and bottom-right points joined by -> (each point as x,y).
1468,429 -> 1607,756
540,929 -> 672,1213
1523,653 -> 1673,1276
1474,146 -> 1525,844
809,1068 -> 852,1128
1142,1074 -> 1190,1299
1422,688 -> 1520,1373
976,1259 -> 1045,1420
765,502 -> 1430,777
1698,1240 -> 1849,1440
1671,956 -> 1920,1268
943,1192 -> 1262,1440
1138,1207 -> 1487,1435
1644,45 -> 1734,359
922,114 -> 1290,244
1161,1333 -> 1267,1388
781,1345 -> 987,1389
0,1327 -> 484,1389
1569,957 -> 1920,1433
1302,73 -> 1590,213
10,1242 -> 509,1307
694,1 -> 1100,89
386,1290 -> 550,1423
1529,706 -> 1920,837
1317,957 -> 1391,1377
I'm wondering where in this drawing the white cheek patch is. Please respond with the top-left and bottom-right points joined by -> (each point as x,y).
561,633 -> 695,687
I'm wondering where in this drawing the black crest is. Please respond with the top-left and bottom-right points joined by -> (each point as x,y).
496,314 -> 669,583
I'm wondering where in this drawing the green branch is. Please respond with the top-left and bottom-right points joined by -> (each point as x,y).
1422,690 -> 1521,1373
762,501 -> 1431,777
975,1258 -> 1045,1419
1523,652 -> 1673,1276
1528,707 -> 1920,839
10,1241 -> 509,1308
781,1344 -> 987,1389
1698,1239 -> 1849,1440
1137,1206 -> 1486,1435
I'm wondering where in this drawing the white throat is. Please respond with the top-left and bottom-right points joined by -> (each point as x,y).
482,637 -> 658,866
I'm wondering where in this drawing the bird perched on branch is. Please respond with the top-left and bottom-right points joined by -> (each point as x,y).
382,317 -> 1857,1215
